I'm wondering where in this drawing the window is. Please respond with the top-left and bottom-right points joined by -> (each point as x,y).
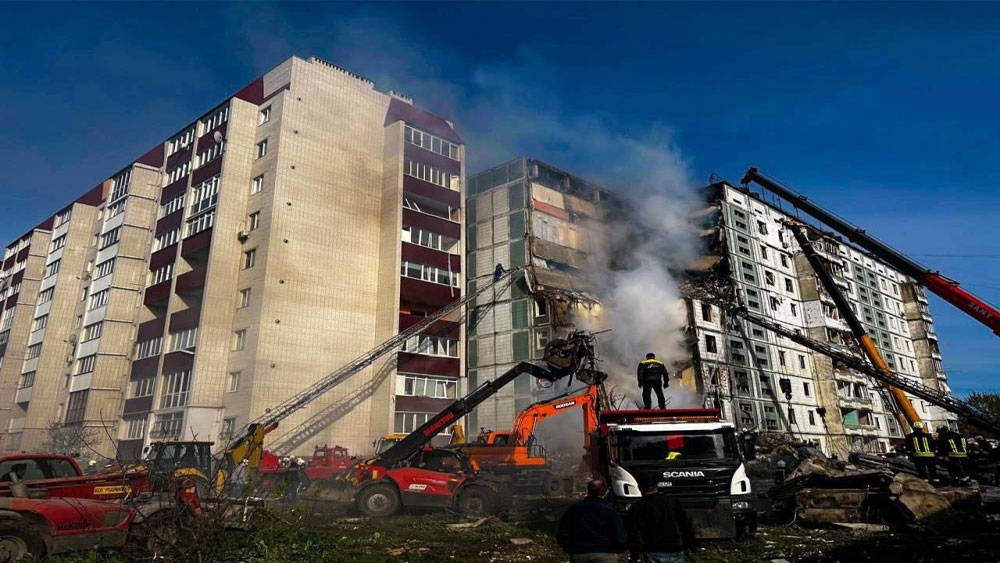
760,246 -> 768,260
757,221 -> 768,235
167,128 -> 195,156
82,322 -> 102,341
88,289 -> 109,310
251,174 -> 264,194
50,235 -> 66,251
237,288 -> 251,308
705,335 -> 717,353
404,159 -> 460,191
780,254 -> 788,267
150,264 -> 174,286
160,370 -> 191,409
54,207 -> 72,227
769,296 -> 779,310
26,343 -> 42,359
65,391 -> 88,423
166,162 -> 190,185
399,374 -> 457,399
190,177 -> 219,215
75,354 -> 96,375
259,106 -> 271,125
248,211 -> 260,231
32,315 -> 48,332
808,410 -> 816,425
803,382 -> 811,396
404,125 -> 460,160
401,226 -> 451,252
220,417 -> 237,439
243,249 -> 256,269
701,303 -> 712,322
38,287 -> 54,304
19,371 -> 35,389
123,417 -> 146,440
401,334 -> 459,357
798,355 -> 806,369
394,412 -> 448,434
256,139 -> 268,158
45,260 -> 60,278
160,194 -> 184,218
201,106 -> 229,132
100,227 -> 121,249
169,327 -> 198,351
136,337 -> 162,359
110,169 -> 131,202
785,278 -> 795,293
154,229 -> 180,250
196,140 -> 225,168
232,329 -> 246,351
95,258 -> 115,279
790,303 -> 798,317
227,371 -> 241,392
130,377 -> 155,398
399,261 -> 459,287
186,210 -> 215,236
151,412 -> 184,439
788,408 -> 797,424
778,350 -> 786,367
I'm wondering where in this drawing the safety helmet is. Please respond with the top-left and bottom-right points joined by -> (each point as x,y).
296,457 -> 305,465
88,460 -> 97,466
912,422 -> 924,429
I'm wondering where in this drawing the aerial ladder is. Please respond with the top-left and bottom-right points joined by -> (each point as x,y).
742,167 -> 1000,336
786,221 -> 923,429
143,269 -> 524,489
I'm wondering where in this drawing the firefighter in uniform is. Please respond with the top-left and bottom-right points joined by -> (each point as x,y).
904,422 -> 938,483
937,426 -> 970,484
636,353 -> 668,410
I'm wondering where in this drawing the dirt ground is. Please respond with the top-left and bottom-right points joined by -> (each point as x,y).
52,494 -> 1000,563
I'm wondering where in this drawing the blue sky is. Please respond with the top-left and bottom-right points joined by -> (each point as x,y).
2,2 -> 998,394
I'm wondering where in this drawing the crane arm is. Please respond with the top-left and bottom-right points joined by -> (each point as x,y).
729,307 -> 1000,436
742,167 -> 1000,336
508,385 -> 600,446
787,222 -> 922,428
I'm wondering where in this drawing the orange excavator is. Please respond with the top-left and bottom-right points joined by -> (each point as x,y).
455,385 -> 600,495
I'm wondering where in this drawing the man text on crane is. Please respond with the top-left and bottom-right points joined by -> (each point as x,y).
637,353 -> 669,410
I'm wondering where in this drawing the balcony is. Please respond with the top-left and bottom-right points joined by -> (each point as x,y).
400,277 -> 460,308
175,265 -> 207,296
123,395 -> 154,416
401,243 -> 460,273
191,157 -> 223,185
403,175 -> 460,209
14,386 -> 31,404
143,280 -> 171,307
397,351 -> 460,377
181,228 -> 213,258
130,356 -> 159,379
399,312 -> 460,339
402,208 -> 460,239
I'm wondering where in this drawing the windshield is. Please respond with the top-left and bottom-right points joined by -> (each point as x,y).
376,438 -> 401,455
147,444 -> 210,468
615,430 -> 738,463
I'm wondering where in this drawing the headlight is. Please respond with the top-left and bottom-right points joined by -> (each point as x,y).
732,501 -> 751,510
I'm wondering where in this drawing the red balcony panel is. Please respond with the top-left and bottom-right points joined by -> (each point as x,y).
398,313 -> 460,339
117,439 -> 144,462
165,147 -> 192,171
181,229 -> 213,257
130,357 -> 159,379
197,125 -> 227,150
162,351 -> 194,373
2,256 -> 13,270
155,211 -> 183,237
191,158 -> 222,186
122,396 -> 153,416
5,296 -> 16,310
149,245 -> 178,270
403,144 -> 461,176
403,175 -> 460,209
137,144 -> 165,168
175,266 -> 207,295
160,177 -> 189,203
12,270 -> 24,285
400,277 -> 461,308
397,352 -> 460,377
402,209 -> 460,239
395,395 -> 455,413
169,307 -> 201,332
16,247 -> 29,262
401,243 -> 460,273
137,317 -> 165,341
385,98 -> 462,144
143,281 -> 171,306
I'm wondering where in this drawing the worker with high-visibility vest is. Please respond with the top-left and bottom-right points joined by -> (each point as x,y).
636,353 -> 669,410
903,422 -> 938,483
936,426 -> 970,484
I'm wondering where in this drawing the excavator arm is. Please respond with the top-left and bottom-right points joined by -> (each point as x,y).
508,386 -> 600,447
742,167 -> 1000,336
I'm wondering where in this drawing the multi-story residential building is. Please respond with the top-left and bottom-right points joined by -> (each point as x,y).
0,55 -> 465,459
687,180 -> 956,456
465,158 -> 610,431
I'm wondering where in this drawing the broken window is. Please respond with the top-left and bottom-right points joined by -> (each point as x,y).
701,303 -> 712,322
705,335 -> 717,353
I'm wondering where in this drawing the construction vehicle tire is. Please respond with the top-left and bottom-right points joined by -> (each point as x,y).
357,483 -> 400,517
0,520 -> 45,563
457,486 -> 496,516
541,474 -> 565,496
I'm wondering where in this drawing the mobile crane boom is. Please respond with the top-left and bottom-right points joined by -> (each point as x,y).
786,221 -> 923,427
728,306 -> 1000,435
742,167 -> 1000,336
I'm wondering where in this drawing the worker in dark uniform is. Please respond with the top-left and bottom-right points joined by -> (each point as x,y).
937,426 -> 970,484
637,353 -> 668,410
904,422 -> 938,483
494,263 -> 506,282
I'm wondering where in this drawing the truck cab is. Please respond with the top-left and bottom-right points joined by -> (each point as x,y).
593,409 -> 756,539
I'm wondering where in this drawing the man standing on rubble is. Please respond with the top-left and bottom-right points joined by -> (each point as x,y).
904,422 -> 938,483
637,353 -> 668,410
627,476 -> 694,563
937,426 -> 970,484
557,478 -> 626,562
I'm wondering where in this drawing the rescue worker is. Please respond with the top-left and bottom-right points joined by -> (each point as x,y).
904,422 -> 938,483
557,478 -> 626,562
627,475 -> 694,563
229,459 -> 249,498
494,263 -> 506,282
636,353 -> 668,410
85,460 -> 99,475
937,426 -> 970,484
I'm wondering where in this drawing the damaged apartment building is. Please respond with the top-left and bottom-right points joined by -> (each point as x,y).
0,55 -> 465,458
465,158 -> 610,430
685,180 -> 956,456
